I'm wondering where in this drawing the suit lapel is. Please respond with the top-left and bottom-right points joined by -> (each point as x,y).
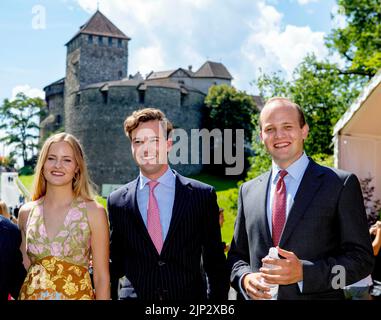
125,178 -> 154,249
279,160 -> 325,247
162,173 -> 191,253
254,171 -> 273,248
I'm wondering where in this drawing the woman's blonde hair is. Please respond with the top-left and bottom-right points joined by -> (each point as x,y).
31,132 -> 96,201
0,200 -> 10,218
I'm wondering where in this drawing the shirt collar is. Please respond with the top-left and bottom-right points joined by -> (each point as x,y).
271,152 -> 309,183
138,166 -> 176,190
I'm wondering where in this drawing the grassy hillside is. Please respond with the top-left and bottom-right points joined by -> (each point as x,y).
19,175 -> 34,192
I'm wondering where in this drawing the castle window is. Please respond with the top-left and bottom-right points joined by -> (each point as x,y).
75,93 -> 81,106
55,114 -> 62,126
118,39 -> 123,48
138,90 -> 145,104
73,62 -> 79,76
101,91 -> 108,104
108,37 -> 113,47
180,93 -> 186,106
88,35 -> 93,44
98,36 -> 103,46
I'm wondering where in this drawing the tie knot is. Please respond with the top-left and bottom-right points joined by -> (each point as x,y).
279,170 -> 288,179
148,180 -> 159,191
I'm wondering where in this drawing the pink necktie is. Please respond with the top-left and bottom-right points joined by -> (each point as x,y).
272,170 -> 288,247
147,180 -> 163,254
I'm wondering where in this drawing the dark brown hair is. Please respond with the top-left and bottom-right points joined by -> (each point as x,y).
124,107 -> 173,139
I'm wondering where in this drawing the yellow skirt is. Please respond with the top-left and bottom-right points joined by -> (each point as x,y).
19,256 -> 95,300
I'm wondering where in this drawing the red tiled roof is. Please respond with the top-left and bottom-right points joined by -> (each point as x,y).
66,10 -> 130,44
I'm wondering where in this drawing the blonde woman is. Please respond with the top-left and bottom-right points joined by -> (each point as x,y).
18,132 -> 110,300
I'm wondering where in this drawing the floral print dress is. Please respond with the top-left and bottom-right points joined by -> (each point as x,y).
19,198 -> 95,300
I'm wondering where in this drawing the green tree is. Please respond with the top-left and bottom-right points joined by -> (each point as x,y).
205,84 -> 258,176
205,84 -> 257,144
0,92 -> 46,166
326,0 -> 381,77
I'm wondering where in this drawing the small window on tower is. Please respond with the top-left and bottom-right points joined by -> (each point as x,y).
75,94 -> 81,106
138,90 -> 145,104
72,62 -> 79,76
88,35 -> 93,44
98,36 -> 103,46
108,37 -> 113,47
102,91 -> 108,104
118,39 -> 123,48
55,114 -> 62,126
180,93 -> 186,106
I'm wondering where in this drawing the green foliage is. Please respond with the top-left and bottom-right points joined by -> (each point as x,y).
217,188 -> 238,243
0,92 -> 46,166
360,175 -> 381,226
205,84 -> 257,144
326,0 -> 381,77
18,174 -> 35,192
310,153 -> 334,167
96,196 -> 107,208
18,166 -> 35,176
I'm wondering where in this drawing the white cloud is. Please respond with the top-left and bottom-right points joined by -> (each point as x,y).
11,85 -> 45,100
297,0 -> 319,5
241,1 -> 328,80
132,45 -> 166,78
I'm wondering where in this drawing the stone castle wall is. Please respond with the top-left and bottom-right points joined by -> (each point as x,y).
65,84 -> 205,188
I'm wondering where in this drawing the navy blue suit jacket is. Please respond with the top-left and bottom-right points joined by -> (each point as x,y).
107,171 -> 229,300
228,160 -> 374,299
0,215 -> 26,300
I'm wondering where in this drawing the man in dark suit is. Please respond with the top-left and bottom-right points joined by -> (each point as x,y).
227,97 -> 374,300
108,108 -> 229,300
0,215 -> 26,300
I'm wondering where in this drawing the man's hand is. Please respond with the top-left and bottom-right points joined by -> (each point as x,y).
259,247 -> 303,285
242,272 -> 272,300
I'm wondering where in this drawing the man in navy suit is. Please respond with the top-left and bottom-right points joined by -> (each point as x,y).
228,97 -> 374,300
108,108 -> 229,300
0,215 -> 26,300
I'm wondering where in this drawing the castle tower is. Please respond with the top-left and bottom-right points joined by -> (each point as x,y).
64,10 -> 130,132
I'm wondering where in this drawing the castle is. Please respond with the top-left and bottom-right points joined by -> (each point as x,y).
41,11 -> 236,191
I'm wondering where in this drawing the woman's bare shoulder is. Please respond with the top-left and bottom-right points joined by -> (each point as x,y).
18,200 -> 39,228
84,199 -> 106,216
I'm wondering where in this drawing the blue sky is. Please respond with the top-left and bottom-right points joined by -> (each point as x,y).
0,0 -> 339,159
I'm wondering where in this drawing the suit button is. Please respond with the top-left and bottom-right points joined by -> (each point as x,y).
158,260 -> 166,267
